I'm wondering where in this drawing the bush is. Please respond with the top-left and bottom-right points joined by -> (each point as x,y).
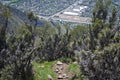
78,0 -> 120,80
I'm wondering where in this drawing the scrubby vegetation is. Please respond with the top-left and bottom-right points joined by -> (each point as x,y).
78,0 -> 120,80
0,0 -> 120,80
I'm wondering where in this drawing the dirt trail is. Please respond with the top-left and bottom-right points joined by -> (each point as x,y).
52,61 -> 76,80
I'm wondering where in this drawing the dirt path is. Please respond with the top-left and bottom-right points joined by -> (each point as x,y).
52,61 -> 76,80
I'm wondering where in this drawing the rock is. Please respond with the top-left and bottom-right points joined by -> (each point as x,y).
56,66 -> 60,70
58,71 -> 61,74
73,61 -> 78,64
57,61 -> 63,65
48,74 -> 53,80
66,75 -> 69,78
55,69 -> 59,72
58,75 -> 63,79
63,74 -> 69,79
59,66 -> 63,70
63,74 -> 67,77
63,74 -> 67,79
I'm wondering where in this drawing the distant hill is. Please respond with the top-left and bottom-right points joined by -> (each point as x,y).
0,3 -> 24,32
8,6 -> 46,27
0,3 -> 47,32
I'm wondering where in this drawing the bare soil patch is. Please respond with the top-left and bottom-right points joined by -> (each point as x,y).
52,61 -> 76,80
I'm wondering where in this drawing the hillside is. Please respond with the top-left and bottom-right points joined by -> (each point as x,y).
0,0 -> 120,80
0,4 -> 24,29
0,4 -> 46,32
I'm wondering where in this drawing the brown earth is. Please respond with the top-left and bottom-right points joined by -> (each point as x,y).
52,61 -> 76,80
